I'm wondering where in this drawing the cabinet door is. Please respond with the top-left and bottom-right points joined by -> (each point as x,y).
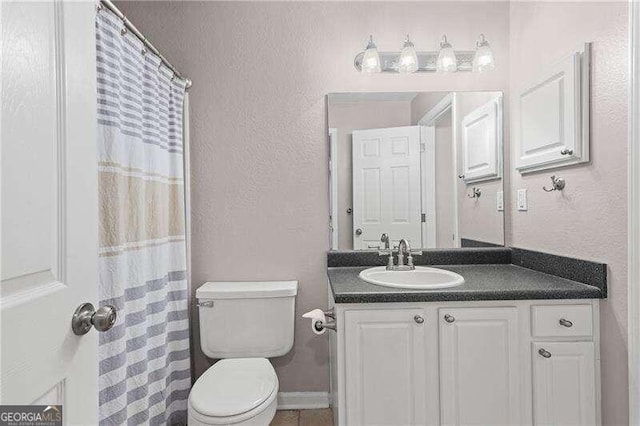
515,50 -> 588,173
460,96 -> 502,183
439,307 -> 521,426
532,342 -> 596,426
345,309 -> 431,425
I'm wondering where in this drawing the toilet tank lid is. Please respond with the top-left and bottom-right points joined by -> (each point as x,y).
196,281 -> 298,299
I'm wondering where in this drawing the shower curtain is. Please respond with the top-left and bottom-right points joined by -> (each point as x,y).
95,7 -> 191,425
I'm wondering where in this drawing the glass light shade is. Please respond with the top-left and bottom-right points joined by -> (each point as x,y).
361,35 -> 381,73
398,35 -> 418,74
436,36 -> 457,73
474,36 -> 495,72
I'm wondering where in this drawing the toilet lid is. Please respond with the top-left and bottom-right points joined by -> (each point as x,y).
190,358 -> 278,418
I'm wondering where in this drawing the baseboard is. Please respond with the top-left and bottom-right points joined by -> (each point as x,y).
277,392 -> 330,410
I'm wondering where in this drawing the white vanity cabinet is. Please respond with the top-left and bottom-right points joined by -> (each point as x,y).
328,298 -> 600,426
439,307 -> 521,426
343,309 -> 433,425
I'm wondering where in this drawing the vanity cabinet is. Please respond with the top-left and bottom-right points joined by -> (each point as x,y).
439,307 -> 521,426
328,298 -> 600,426
344,309 -> 432,425
532,342 -> 597,426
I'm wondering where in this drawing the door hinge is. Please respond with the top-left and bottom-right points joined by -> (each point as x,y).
421,213 -> 426,223
420,143 -> 426,152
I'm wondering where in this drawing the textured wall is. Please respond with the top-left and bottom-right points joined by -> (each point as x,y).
509,2 -> 629,424
118,0 -> 509,393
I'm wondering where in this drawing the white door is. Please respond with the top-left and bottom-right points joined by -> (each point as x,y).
532,342 -> 597,426
352,126 -> 422,249
439,307 -> 521,426
344,309 -> 435,425
1,1 -> 99,423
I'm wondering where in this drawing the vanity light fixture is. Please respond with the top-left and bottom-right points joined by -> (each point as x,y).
473,34 -> 495,72
398,34 -> 418,74
361,35 -> 381,73
436,35 -> 458,73
353,34 -> 489,73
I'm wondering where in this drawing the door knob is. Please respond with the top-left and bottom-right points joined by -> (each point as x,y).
72,303 -> 117,335
355,228 -> 363,236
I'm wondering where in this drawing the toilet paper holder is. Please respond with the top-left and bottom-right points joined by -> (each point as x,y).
303,308 -> 337,333
314,319 -> 337,332
315,309 -> 336,331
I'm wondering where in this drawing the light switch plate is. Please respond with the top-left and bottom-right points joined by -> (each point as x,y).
497,191 -> 504,211
517,189 -> 528,211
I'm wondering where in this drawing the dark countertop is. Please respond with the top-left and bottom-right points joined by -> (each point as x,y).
328,264 -> 604,304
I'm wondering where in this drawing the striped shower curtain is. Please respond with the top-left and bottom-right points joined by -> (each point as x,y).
95,6 -> 191,425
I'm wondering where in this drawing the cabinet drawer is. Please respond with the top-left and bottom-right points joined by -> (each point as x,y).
531,305 -> 593,338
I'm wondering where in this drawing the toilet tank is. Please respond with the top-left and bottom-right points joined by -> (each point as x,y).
196,281 -> 297,359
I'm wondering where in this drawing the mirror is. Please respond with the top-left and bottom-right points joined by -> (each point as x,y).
328,91 -> 504,251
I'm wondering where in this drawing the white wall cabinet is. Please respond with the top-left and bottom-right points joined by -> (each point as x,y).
328,298 -> 600,426
439,307 -> 520,426
514,45 -> 590,173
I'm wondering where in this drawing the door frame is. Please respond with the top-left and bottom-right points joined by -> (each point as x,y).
629,1 -> 640,423
418,93 -> 460,248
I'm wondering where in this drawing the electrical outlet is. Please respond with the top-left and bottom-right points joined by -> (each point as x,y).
496,191 -> 504,211
517,189 -> 528,211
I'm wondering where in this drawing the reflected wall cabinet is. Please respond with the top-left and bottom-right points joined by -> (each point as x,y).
515,44 -> 591,173
460,96 -> 503,183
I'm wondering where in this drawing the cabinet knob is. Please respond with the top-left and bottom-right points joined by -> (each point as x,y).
560,148 -> 574,155
444,314 -> 455,323
355,228 -> 363,236
414,315 -> 424,324
559,318 -> 573,328
538,348 -> 552,358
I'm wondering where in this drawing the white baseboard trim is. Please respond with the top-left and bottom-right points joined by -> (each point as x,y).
277,392 -> 330,410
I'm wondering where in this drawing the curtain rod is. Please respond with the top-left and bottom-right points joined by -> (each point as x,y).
98,0 -> 192,89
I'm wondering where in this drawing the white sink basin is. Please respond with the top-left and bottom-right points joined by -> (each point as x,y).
358,266 -> 465,289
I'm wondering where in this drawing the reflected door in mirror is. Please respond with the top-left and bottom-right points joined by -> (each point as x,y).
352,126 -> 422,249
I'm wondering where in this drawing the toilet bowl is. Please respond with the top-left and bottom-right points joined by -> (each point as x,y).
188,358 -> 278,425
189,281 -> 297,426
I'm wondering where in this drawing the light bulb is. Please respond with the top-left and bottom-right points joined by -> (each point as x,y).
473,34 -> 495,72
398,34 -> 418,74
436,35 -> 457,73
361,35 -> 381,73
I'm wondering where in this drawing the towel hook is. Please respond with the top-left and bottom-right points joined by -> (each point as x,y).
468,187 -> 482,199
543,175 -> 566,192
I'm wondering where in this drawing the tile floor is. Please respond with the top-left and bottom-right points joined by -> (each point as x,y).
270,408 -> 333,426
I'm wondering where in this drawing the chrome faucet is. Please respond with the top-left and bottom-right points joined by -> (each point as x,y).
378,234 -> 422,271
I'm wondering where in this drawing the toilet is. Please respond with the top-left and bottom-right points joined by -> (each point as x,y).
188,281 -> 298,425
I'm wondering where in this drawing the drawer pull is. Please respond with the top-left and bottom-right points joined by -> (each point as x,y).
559,318 -> 573,328
414,315 -> 424,324
538,348 -> 552,358
444,314 -> 455,323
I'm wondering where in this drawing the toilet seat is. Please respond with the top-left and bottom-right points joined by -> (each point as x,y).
188,358 -> 278,425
